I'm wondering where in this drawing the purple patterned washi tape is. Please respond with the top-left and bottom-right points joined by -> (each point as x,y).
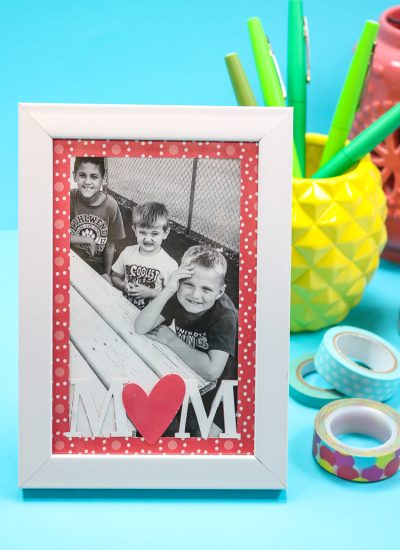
312,398 -> 400,482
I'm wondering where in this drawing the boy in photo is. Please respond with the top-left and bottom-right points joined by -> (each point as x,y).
135,245 -> 238,434
112,202 -> 178,310
70,157 -> 125,280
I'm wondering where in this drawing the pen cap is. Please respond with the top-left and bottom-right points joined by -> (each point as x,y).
287,0 -> 308,175
287,0 -> 307,101
314,102 -> 400,179
349,103 -> 400,158
319,20 -> 379,168
225,53 -> 258,106
248,17 -> 286,107
351,6 -> 400,262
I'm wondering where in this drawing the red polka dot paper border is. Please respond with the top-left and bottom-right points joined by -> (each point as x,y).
52,139 -> 259,456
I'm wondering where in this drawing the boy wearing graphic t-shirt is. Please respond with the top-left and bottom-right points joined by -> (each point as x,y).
70,157 -> 125,280
112,202 -> 178,310
135,245 -> 238,435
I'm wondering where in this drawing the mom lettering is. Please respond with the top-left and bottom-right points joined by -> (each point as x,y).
65,378 -> 239,440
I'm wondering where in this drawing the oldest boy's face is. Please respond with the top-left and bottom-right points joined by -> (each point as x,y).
74,162 -> 104,200
177,265 -> 225,316
134,220 -> 170,255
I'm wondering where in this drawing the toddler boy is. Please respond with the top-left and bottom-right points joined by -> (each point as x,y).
112,202 -> 178,310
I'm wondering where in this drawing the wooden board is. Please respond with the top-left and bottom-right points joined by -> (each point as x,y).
70,287 -> 158,393
70,251 -> 214,393
69,342 -> 136,436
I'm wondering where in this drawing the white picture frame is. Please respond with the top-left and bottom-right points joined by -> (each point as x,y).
19,103 -> 292,489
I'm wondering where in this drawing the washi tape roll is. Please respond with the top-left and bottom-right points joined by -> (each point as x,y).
313,398 -> 400,482
314,326 -> 400,401
289,354 -> 343,408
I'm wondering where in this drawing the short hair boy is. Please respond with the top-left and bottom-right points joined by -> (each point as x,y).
111,202 -> 178,310
70,157 -> 125,278
135,245 -> 238,435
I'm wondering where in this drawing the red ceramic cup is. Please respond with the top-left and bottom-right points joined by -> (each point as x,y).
352,6 -> 400,262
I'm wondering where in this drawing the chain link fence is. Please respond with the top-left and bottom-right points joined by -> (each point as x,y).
106,157 -> 241,254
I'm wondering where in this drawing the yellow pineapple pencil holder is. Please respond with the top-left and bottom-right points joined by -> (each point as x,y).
291,134 -> 387,333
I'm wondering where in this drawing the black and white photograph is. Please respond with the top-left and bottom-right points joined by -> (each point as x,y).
69,150 -> 241,440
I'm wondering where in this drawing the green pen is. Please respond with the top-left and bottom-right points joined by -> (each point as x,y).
319,20 -> 379,167
312,102 -> 400,179
248,16 -> 302,177
287,0 -> 310,176
248,17 -> 286,106
225,53 -> 258,106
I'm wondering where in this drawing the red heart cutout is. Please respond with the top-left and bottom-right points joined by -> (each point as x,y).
122,374 -> 186,445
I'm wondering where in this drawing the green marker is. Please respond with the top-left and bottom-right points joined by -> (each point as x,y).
248,16 -> 302,177
312,102 -> 400,179
287,0 -> 310,176
248,17 -> 286,106
319,20 -> 379,167
225,53 -> 258,106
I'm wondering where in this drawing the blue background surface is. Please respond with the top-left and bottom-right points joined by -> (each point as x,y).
1,0 -> 400,548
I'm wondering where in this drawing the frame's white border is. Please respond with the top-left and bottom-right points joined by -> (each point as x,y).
19,104 -> 292,489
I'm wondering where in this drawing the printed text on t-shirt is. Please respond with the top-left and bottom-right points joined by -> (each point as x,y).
70,213 -> 108,254
175,326 -> 209,351
124,264 -> 161,287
